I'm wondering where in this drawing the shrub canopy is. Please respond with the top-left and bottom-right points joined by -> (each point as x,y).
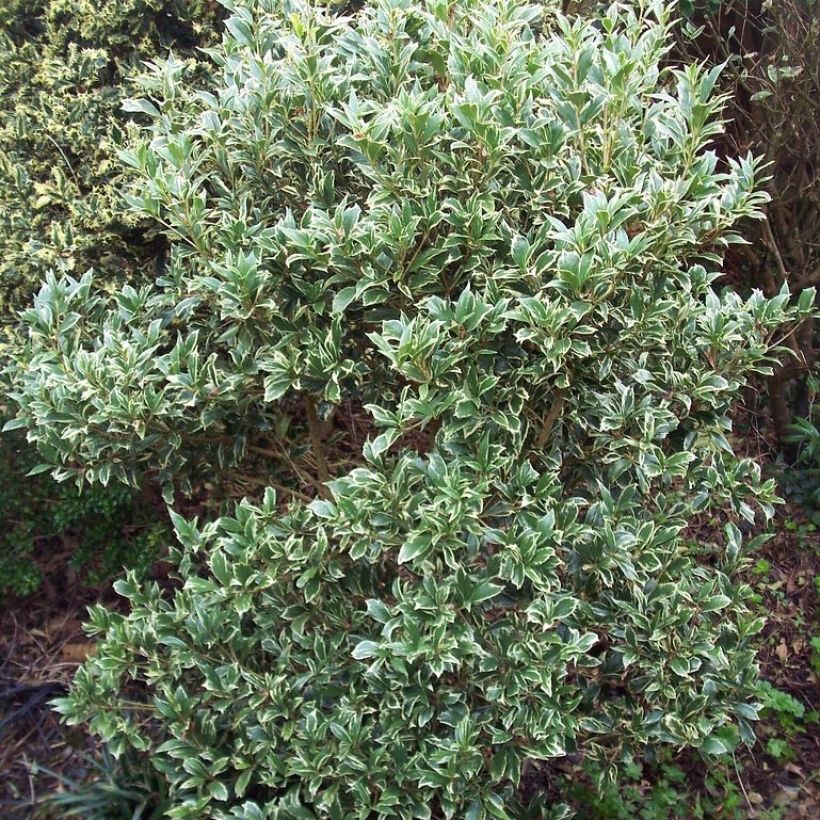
7,0 -> 812,816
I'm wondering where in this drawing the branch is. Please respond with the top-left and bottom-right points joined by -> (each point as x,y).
793,264 -> 820,293
303,394 -> 332,494
535,389 -> 566,450
763,216 -> 789,288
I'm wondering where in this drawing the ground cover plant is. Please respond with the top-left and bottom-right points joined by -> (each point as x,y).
3,0 -> 819,816
0,420 -> 165,599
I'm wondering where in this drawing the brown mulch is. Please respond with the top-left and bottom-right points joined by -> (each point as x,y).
736,508 -> 820,817
0,550 -> 117,817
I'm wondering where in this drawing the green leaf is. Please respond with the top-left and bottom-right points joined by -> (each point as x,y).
397,533 -> 432,564
309,498 -> 336,519
699,734 -> 730,756
669,658 -> 690,677
701,595 -> 732,612
470,579 -> 503,606
352,640 -> 380,660
210,551 -> 230,585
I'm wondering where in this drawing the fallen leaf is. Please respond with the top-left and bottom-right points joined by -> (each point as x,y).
61,642 -> 96,663
785,762 -> 805,778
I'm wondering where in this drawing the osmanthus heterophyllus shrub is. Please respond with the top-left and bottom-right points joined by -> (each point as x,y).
7,0 -> 815,816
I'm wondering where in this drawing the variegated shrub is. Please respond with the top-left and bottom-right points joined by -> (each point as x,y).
7,0 -> 815,816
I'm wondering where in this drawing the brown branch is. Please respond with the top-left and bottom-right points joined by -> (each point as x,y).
535,389 -> 566,450
763,216 -> 789,288
427,417 -> 442,449
246,443 -> 325,500
231,472 -> 313,504
793,263 -> 820,293
303,394 -> 332,493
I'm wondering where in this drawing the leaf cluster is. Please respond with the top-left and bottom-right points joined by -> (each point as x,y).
0,416 -> 166,598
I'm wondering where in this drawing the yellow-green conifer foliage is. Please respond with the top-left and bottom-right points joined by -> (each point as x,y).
0,0 -> 221,323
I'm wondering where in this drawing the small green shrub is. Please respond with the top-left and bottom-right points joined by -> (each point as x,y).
781,403 -> 820,519
811,635 -> 820,674
756,680 -> 805,728
0,414 -> 166,598
5,0 -> 809,815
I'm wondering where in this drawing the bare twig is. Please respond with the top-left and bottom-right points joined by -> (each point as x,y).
763,216 -> 789,288
794,263 -> 820,293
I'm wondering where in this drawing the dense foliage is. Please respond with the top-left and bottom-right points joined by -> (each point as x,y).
0,419 -> 165,598
0,0 -> 221,323
4,0 -> 813,815
0,0 -> 221,600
